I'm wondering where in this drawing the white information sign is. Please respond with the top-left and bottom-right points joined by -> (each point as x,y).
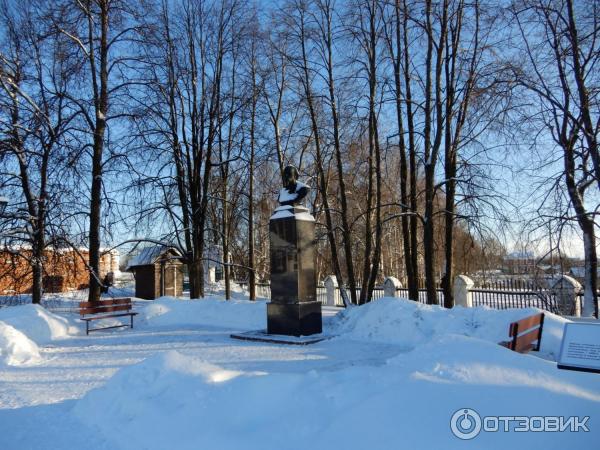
557,323 -> 600,374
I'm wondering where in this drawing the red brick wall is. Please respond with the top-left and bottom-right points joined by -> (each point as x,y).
0,249 -> 116,295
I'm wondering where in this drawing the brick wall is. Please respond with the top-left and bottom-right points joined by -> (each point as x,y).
0,249 -> 118,295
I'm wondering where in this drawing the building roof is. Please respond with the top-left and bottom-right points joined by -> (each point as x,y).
504,251 -> 535,260
126,245 -> 182,270
570,267 -> 585,278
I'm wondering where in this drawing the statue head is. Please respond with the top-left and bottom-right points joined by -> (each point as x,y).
278,165 -> 309,206
282,165 -> 299,191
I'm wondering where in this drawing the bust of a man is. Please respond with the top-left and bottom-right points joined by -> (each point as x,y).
278,165 -> 309,206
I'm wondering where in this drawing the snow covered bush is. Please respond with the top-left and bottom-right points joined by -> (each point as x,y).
0,321 -> 41,366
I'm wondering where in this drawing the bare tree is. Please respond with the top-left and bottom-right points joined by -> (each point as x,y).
289,0 -> 349,305
52,0 -> 143,302
313,0 -> 358,305
130,0 -> 244,298
511,0 -> 599,317
0,1 -> 77,304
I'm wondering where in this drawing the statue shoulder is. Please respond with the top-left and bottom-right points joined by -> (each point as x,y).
278,187 -> 297,203
295,181 -> 309,191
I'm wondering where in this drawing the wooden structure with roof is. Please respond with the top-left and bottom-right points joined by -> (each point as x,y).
126,246 -> 184,300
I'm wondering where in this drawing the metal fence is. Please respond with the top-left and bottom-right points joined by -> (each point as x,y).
0,295 -> 78,313
469,278 -> 561,313
0,290 -> 148,314
237,283 -> 442,307
470,288 -> 559,313
0,278 -> 571,315
330,287 -> 444,306
237,280 -> 562,313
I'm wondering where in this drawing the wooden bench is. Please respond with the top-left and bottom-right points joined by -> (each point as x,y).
499,312 -> 545,353
79,298 -> 138,335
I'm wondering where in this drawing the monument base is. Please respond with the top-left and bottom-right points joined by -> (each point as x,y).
230,330 -> 329,345
267,301 -> 322,336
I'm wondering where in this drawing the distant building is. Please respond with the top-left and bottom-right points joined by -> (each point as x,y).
503,251 -> 536,275
126,245 -> 184,299
0,247 -> 118,295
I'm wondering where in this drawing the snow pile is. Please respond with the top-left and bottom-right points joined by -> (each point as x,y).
0,321 -> 41,366
73,351 -> 264,450
74,346 -> 599,450
139,297 -> 266,331
332,298 -> 568,359
0,304 -> 79,343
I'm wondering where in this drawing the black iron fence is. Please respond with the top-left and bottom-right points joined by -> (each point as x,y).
237,280 -> 563,313
0,278 -> 577,316
0,295 -> 77,313
331,287 -> 443,306
470,288 -> 559,313
238,282 -> 443,307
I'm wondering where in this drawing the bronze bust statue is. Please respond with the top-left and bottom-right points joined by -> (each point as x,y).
278,165 -> 309,206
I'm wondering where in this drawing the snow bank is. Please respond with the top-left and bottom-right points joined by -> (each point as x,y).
0,321 -> 41,366
74,347 -> 599,450
0,304 -> 78,343
331,298 -> 568,359
139,297 -> 266,331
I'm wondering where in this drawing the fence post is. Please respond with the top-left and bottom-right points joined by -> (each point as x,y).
324,275 -> 338,306
551,275 -> 582,317
383,276 -> 402,297
454,275 -> 474,308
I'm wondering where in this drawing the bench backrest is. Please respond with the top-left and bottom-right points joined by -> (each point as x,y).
79,298 -> 132,316
504,313 -> 545,353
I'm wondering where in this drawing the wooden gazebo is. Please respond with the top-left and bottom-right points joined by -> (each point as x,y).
126,246 -> 184,300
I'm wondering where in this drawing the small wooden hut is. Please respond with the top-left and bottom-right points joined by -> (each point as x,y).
126,246 -> 184,300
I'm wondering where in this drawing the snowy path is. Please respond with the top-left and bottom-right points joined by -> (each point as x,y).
0,318 -> 401,410
1,298 -> 599,450
0,308 -> 405,450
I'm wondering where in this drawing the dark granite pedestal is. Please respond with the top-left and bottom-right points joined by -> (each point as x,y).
266,205 -> 322,336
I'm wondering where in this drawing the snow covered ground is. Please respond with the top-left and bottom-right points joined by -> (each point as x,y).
0,292 -> 598,450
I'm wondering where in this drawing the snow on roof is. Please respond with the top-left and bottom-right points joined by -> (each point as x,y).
126,245 -> 181,269
504,251 -> 535,260
570,267 -> 585,278
0,245 -> 119,255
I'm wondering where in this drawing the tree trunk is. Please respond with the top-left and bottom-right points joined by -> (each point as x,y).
87,1 -> 109,304
88,123 -> 105,303
402,0 -> 420,301
391,0 -> 416,301
322,1 -> 356,305
248,123 -> 256,301
248,50 -> 258,301
565,141 -> 598,317
298,9 -> 346,306
443,165 -> 456,308
365,0 -> 382,303
31,252 -> 43,305
222,182 -> 230,300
